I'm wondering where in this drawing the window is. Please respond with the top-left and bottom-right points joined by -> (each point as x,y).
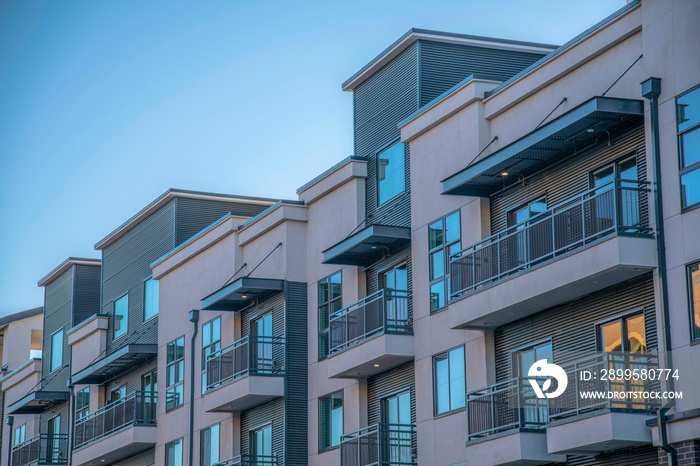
251,313 -> 273,372
677,85 -> 700,209
201,317 -> 221,393
144,278 -> 159,321
142,370 -> 157,420
113,294 -> 129,340
110,385 -> 126,403
599,313 -> 646,353
377,141 -> 405,205
688,262 -> 700,341
75,387 -> 90,420
516,341 -> 553,376
165,438 -> 183,466
319,391 -> 343,450
46,415 -> 61,462
14,424 -> 25,446
428,211 -> 461,311
515,341 -> 552,425
50,329 -> 64,372
251,425 -> 272,458
166,336 -> 185,410
433,346 -> 465,415
381,264 -> 409,331
318,272 -> 341,359
507,198 -> 547,227
200,424 -> 220,466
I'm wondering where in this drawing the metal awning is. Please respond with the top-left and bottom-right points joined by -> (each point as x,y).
201,277 -> 284,312
8,391 -> 69,415
322,224 -> 411,266
70,344 -> 157,385
442,96 -> 644,197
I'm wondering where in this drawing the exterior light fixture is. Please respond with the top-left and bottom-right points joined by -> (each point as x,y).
500,172 -> 509,177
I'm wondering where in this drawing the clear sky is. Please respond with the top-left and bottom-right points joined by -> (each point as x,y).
0,0 -> 626,316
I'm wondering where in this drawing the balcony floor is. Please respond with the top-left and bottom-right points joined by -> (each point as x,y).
326,333 -> 414,378
449,235 -> 655,329
465,430 -> 566,466
72,425 -> 156,466
203,375 -> 284,412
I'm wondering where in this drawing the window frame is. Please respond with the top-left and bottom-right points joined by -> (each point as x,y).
201,317 -> 221,394
318,271 -> 342,360
49,327 -> 64,373
165,437 -> 183,466
200,423 -> 220,466
432,345 -> 466,417
506,195 -> 547,228
166,336 -> 185,411
376,139 -> 406,206
75,387 -> 90,420
318,390 -> 344,452
112,292 -> 129,341
250,423 -> 273,457
595,310 -> 646,353
677,84 -> 700,211
143,277 -> 159,322
14,424 -> 25,446
688,261 -> 700,342
428,210 -> 461,313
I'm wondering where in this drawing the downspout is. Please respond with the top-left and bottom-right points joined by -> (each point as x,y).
68,383 -> 75,466
188,310 -> 200,466
6,415 -> 13,466
641,77 -> 677,466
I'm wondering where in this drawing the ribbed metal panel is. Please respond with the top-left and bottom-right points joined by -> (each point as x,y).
112,447 -> 155,466
72,264 -> 101,328
490,127 -> 646,234
42,268 -> 72,392
418,41 -> 547,107
494,274 -> 655,382
105,361 -> 157,396
240,398 -> 285,463
566,445 -> 658,465
174,197 -> 269,247
240,293 -> 285,339
39,402 -> 69,439
367,362 -> 416,426
364,249 -> 413,322
284,282 -> 308,466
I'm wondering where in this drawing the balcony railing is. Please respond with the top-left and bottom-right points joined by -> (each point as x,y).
549,351 -> 660,421
11,433 -> 69,466
466,377 -> 547,440
450,179 -> 651,298
340,423 -> 417,466
206,336 -> 285,391
214,454 -> 278,465
73,391 -> 157,449
329,289 -> 411,355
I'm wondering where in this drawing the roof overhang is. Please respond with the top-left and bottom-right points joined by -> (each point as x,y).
70,344 -> 157,385
322,225 -> 411,266
38,258 -> 101,287
442,96 -> 644,197
8,391 -> 69,415
201,277 -> 285,312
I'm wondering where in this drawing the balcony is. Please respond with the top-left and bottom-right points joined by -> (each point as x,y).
11,433 -> 69,466
546,352 -> 659,455
72,391 -> 156,465
215,455 -> 278,465
203,336 -> 285,412
448,180 -> 656,329
340,423 -> 416,466
326,290 -> 414,378
464,378 -> 565,465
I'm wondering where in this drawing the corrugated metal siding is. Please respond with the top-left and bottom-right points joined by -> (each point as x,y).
174,197 -> 269,247
364,249 -> 412,321
42,268 -> 72,392
102,200 -> 176,353
367,362 -> 416,426
105,361 -> 157,396
112,448 -> 155,466
418,41 -> 547,106
240,293 -> 285,339
72,264 -> 101,328
240,398 -> 285,463
490,127 -> 646,234
567,445 -> 658,465
494,274 -> 656,382
39,402 -> 69,438
284,282 -> 308,466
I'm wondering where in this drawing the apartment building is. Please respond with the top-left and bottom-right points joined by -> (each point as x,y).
4,1 -> 700,466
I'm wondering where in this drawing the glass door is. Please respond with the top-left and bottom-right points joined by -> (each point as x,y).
250,425 -> 272,464
251,313 -> 273,373
142,371 -> 157,421
507,198 -> 547,269
516,342 -> 552,426
47,415 -> 61,462
599,314 -> 646,407
381,390 -> 412,464
591,156 -> 639,229
381,265 -> 408,331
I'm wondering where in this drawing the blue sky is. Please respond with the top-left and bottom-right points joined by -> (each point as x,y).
0,0 -> 626,316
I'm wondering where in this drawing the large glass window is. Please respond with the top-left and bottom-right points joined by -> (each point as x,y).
377,141 -> 405,205
50,329 -> 64,372
165,438 -> 183,466
251,425 -> 272,458
144,278 -> 159,321
319,391 -> 343,450
433,346 -> 465,415
166,336 -> 185,411
113,294 -> 129,340
200,424 -> 220,466
14,424 -> 25,446
201,317 -> 221,394
599,314 -> 646,353
677,85 -> 700,209
428,211 -> 461,312
689,262 -> 700,341
75,387 -> 90,420
318,272 -> 341,359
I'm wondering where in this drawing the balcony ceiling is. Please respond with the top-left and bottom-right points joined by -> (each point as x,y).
322,224 -> 411,266
70,344 -> 157,385
8,390 -> 69,415
442,96 -> 644,197
201,277 -> 284,312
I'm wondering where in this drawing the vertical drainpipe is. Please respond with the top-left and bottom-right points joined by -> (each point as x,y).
641,77 -> 677,466
68,383 -> 75,466
6,415 -> 13,466
188,310 -> 200,466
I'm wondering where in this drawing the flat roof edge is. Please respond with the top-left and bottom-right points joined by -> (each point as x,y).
38,257 -> 101,287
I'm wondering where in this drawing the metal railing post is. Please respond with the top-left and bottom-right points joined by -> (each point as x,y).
614,181 -> 621,231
